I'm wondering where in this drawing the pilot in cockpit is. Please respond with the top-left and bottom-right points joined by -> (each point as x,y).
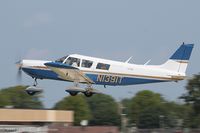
72,58 -> 79,67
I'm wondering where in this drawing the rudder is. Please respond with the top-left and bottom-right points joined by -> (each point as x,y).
160,43 -> 194,73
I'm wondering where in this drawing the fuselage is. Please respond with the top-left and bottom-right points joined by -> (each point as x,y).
20,54 -> 185,86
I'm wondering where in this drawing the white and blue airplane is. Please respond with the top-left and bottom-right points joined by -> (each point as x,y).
16,43 -> 194,97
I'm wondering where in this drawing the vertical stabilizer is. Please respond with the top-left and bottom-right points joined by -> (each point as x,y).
160,43 -> 194,73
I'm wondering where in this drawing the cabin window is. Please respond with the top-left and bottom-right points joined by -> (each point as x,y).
96,63 -> 110,70
81,59 -> 93,68
65,57 -> 80,67
55,56 -> 68,63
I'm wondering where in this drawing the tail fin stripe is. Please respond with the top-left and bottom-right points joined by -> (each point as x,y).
160,43 -> 194,73
170,44 -> 194,60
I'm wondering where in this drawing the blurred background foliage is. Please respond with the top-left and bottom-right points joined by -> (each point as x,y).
0,73 -> 200,128
54,95 -> 91,125
0,86 -> 43,109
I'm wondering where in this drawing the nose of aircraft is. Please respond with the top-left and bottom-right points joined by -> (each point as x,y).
16,60 -> 23,69
15,60 -> 23,83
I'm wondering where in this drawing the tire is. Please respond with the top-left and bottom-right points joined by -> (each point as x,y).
84,91 -> 93,97
69,92 -> 78,96
26,91 -> 36,96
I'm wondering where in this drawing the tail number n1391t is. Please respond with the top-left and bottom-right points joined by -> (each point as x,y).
97,75 -> 123,84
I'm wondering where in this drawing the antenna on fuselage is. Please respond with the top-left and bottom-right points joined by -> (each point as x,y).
125,56 -> 133,63
144,59 -> 151,65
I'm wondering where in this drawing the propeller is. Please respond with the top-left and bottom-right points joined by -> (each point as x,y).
16,60 -> 23,84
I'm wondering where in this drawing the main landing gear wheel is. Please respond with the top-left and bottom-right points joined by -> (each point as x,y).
83,87 -> 94,97
84,91 -> 93,97
69,92 -> 78,96
65,84 -> 101,97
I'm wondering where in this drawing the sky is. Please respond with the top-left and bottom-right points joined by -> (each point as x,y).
0,0 -> 199,108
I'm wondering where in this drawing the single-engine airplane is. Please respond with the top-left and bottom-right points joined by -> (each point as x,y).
16,43 -> 194,97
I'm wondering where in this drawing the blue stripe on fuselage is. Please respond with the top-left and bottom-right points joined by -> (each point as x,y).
22,67 -> 62,80
85,74 -> 166,86
22,67 -> 167,85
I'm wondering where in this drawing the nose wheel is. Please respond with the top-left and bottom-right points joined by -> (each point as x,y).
25,78 -> 43,96
26,90 -> 37,96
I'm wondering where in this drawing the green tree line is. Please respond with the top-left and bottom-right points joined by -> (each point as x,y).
0,73 -> 200,128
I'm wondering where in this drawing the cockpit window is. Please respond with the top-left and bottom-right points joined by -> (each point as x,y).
81,59 -> 93,68
96,63 -> 110,70
65,57 -> 80,67
55,56 -> 68,63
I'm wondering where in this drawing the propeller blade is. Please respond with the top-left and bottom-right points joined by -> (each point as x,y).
15,60 -> 23,84
17,68 -> 22,83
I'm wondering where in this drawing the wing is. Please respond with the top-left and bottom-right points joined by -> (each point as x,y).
44,62 -> 94,83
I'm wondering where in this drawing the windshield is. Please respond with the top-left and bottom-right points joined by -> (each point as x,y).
55,55 -> 68,63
